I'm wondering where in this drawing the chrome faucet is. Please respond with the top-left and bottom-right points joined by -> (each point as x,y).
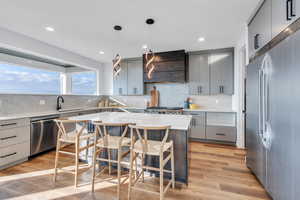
56,96 -> 65,111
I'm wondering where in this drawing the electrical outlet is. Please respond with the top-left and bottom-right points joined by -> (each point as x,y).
40,100 -> 46,105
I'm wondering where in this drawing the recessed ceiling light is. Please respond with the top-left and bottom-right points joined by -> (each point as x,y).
99,51 -> 105,55
198,37 -> 205,42
142,44 -> 148,49
45,26 -> 55,32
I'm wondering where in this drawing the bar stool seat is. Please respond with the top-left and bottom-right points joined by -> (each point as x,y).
59,130 -> 92,143
96,135 -> 131,149
133,139 -> 173,155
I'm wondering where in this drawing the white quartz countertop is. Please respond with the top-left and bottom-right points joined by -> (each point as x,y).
69,112 -> 192,131
123,107 -> 236,113
0,107 -> 118,121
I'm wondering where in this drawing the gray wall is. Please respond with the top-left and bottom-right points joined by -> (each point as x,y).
0,94 -> 102,116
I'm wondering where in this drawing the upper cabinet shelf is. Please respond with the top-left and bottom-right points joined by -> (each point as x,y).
249,0 -> 300,59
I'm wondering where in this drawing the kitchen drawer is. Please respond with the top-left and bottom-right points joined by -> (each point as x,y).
206,112 -> 236,127
0,118 -> 30,131
206,126 -> 236,142
0,125 -> 30,148
0,142 -> 30,167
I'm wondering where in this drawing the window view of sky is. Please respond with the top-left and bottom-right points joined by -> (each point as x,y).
0,63 -> 60,94
0,63 -> 97,95
72,72 -> 96,95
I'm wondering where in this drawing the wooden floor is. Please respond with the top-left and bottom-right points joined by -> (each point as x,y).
0,142 -> 270,200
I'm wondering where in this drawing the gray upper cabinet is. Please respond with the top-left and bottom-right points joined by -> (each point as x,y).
248,0 -> 272,57
113,61 -> 128,95
188,54 -> 210,95
127,59 -> 143,95
113,58 -> 144,96
272,0 -> 300,38
210,50 -> 234,95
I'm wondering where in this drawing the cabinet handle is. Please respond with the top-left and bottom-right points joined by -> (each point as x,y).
287,0 -> 292,20
0,152 -> 17,159
254,34 -> 260,50
198,86 -> 202,94
0,135 -> 17,141
291,0 -> 296,17
0,123 -> 17,127
216,133 -> 226,136
219,85 -> 224,94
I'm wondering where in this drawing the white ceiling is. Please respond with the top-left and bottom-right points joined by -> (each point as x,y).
0,0 -> 260,63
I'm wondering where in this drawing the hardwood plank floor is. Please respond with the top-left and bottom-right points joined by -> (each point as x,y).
0,142 -> 271,200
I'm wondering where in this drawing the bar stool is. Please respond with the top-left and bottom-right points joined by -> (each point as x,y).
53,119 -> 94,188
128,125 -> 175,200
91,122 -> 132,200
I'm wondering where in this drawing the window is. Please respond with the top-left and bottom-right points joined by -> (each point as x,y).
71,71 -> 97,95
0,63 -> 60,94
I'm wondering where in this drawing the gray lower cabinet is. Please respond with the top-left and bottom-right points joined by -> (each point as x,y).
188,54 -> 210,95
248,0 -> 272,57
0,118 -> 30,169
210,50 -> 234,95
206,126 -> 236,142
188,112 -> 236,143
190,113 -> 206,139
127,59 -> 143,95
272,0 -> 300,38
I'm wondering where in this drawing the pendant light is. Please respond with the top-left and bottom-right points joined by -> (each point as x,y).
113,25 -> 122,77
144,18 -> 156,79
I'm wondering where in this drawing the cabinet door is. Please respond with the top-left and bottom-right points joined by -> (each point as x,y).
113,61 -> 128,95
210,50 -> 234,95
188,54 -> 210,95
190,113 -> 206,139
248,0 -> 272,57
272,0 -> 299,38
127,59 -> 144,95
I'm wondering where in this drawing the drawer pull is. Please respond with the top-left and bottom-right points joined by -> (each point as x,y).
0,123 -> 17,127
0,152 -> 17,159
0,135 -> 17,140
216,133 -> 226,136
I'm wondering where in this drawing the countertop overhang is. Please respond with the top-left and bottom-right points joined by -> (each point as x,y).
69,112 -> 192,131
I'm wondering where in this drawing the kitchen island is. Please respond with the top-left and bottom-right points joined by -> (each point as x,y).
69,112 -> 192,184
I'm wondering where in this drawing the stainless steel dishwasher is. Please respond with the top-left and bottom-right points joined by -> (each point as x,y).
30,115 -> 59,156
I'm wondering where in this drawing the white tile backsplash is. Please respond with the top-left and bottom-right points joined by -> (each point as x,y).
113,83 -> 233,110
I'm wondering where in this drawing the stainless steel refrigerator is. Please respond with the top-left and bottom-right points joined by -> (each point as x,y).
246,29 -> 300,200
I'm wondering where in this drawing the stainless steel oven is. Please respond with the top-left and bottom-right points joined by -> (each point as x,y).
30,115 -> 59,156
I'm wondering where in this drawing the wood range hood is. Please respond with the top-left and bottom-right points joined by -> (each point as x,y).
143,50 -> 187,83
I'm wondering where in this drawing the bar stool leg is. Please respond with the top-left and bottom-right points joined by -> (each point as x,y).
171,145 -> 175,189
141,153 -> 145,182
128,148 -> 134,200
74,137 -> 79,188
159,152 -> 164,200
117,148 -> 121,200
91,147 -> 98,192
53,139 -> 61,182
108,149 -> 112,175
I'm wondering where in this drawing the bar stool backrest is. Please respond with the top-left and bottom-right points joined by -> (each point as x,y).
128,125 -> 171,154
92,122 -> 131,147
55,118 -> 89,139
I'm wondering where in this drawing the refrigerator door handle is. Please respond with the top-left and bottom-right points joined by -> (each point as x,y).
258,69 -> 263,136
